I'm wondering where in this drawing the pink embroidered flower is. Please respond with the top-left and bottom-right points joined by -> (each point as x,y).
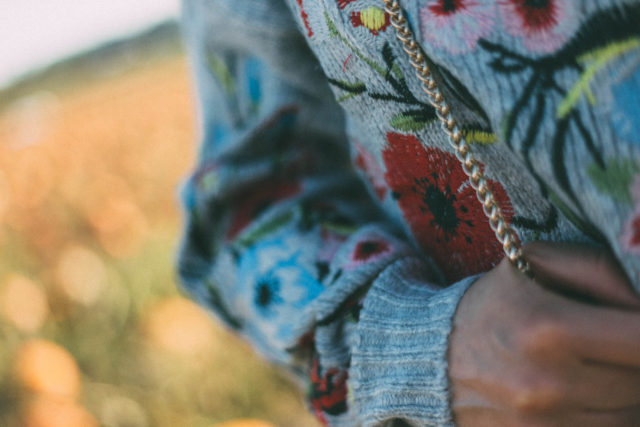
621,211 -> 640,255
498,0 -> 577,53
419,0 -> 496,54
317,227 -> 347,264
621,176 -> 640,255
353,140 -> 388,200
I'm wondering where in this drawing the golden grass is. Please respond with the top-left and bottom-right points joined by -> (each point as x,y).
0,52 -> 321,427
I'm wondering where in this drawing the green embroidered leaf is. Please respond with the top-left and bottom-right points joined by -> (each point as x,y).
325,12 -> 340,38
463,130 -> 498,145
587,158 -> 639,203
390,113 -> 427,132
321,221 -> 358,235
392,64 -> 403,81
206,52 -> 235,94
501,114 -> 512,143
327,78 -> 366,102
337,92 -> 360,102
558,38 -> 640,119
334,80 -> 367,92
237,211 -> 294,247
324,12 -> 386,76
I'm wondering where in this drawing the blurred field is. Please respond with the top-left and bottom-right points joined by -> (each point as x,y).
0,32 -> 320,427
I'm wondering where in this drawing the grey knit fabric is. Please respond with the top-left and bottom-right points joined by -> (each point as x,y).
178,0 -> 640,425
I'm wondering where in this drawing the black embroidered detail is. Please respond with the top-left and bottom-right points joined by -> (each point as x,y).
328,42 -> 437,131
479,3 -> 640,242
206,281 -> 243,329
316,261 -> 330,282
255,275 -> 282,310
512,205 -> 558,233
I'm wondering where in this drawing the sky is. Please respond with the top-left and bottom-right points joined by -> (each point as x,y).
0,0 -> 180,89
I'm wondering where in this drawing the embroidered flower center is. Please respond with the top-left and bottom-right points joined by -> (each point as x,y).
525,0 -> 549,6
353,240 -> 389,261
360,7 -> 387,31
510,0 -> 558,31
418,176 -> 462,239
255,276 -> 280,309
430,0 -> 465,16
350,6 -> 390,35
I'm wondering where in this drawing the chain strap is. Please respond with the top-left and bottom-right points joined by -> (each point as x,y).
381,0 -> 529,274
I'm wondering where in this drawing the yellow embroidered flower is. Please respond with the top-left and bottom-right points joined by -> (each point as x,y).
350,6 -> 390,35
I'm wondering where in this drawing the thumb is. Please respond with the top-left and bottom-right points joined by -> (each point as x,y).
522,241 -> 640,310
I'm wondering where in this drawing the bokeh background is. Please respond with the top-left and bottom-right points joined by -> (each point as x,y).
0,3 -> 320,427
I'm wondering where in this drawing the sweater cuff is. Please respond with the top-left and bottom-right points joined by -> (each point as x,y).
351,257 -> 477,426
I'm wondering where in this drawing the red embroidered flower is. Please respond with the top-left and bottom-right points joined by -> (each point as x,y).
353,140 -> 387,200
498,0 -> 577,53
226,178 -> 302,240
344,239 -> 393,270
296,0 -> 314,37
309,357 -> 348,426
350,7 -> 391,36
353,240 -> 390,261
383,132 -> 513,282
337,0 -> 356,10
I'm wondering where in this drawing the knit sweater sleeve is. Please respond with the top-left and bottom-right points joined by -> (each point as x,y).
178,1 -> 474,425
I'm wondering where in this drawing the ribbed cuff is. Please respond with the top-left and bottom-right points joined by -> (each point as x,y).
351,257 -> 477,426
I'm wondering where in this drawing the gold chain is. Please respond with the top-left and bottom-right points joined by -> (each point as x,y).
382,0 -> 529,274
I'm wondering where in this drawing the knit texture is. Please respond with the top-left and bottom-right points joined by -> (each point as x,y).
178,0 -> 640,425
352,259 -> 475,426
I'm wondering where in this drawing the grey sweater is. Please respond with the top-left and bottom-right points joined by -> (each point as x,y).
178,0 -> 640,425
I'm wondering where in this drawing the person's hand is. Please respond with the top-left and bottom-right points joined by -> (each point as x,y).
449,242 -> 640,427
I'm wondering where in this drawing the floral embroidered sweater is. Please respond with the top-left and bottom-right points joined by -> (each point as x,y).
177,0 -> 640,425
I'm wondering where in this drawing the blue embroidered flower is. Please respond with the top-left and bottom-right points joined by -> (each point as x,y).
612,68 -> 640,145
236,232 -> 324,345
254,273 -> 283,317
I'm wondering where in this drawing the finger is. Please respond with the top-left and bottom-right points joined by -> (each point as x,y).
496,259 -> 640,367
457,406 -> 640,427
568,405 -> 640,427
560,299 -> 640,367
523,241 -> 640,309
567,362 -> 640,410
454,406 -> 547,427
